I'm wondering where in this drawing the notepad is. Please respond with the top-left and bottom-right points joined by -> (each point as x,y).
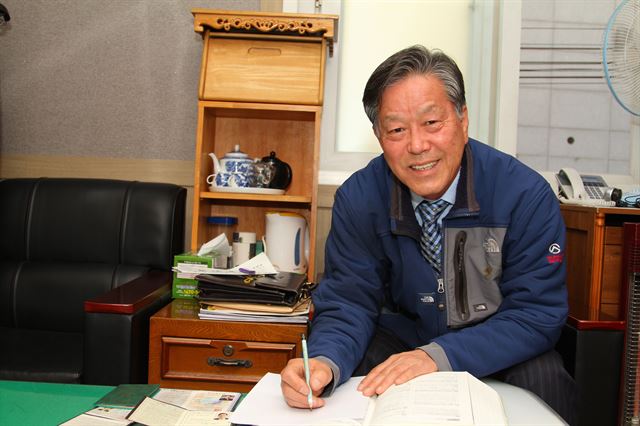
94,384 -> 160,409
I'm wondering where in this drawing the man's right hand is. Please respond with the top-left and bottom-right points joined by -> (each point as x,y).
280,357 -> 333,409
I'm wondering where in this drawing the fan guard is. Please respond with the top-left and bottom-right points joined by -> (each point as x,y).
603,0 -> 640,116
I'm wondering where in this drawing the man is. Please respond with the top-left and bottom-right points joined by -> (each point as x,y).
281,45 -> 576,424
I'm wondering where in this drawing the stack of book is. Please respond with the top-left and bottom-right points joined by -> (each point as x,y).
198,297 -> 311,323
193,264 -> 314,324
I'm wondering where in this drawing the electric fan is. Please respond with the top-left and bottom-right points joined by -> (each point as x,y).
603,0 -> 640,116
603,4 -> 640,425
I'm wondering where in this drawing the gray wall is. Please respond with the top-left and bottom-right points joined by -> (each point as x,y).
0,0 -> 259,160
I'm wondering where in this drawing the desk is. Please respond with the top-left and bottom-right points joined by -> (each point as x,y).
0,380 -> 113,426
485,379 -> 566,425
148,299 -> 308,392
560,204 -> 640,320
0,379 -> 565,426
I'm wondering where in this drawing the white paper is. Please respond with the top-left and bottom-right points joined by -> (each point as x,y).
467,376 -> 508,426
60,413 -> 132,426
231,372 -> 508,426
152,388 -> 240,412
173,252 -> 277,276
199,299 -> 311,323
200,298 -> 311,316
230,372 -> 370,426
127,397 -> 231,426
198,312 -> 309,323
84,407 -> 132,422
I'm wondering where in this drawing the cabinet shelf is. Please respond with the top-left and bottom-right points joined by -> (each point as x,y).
190,9 -> 337,280
200,191 -> 312,204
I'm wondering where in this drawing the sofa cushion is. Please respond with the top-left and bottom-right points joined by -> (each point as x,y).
0,178 -> 185,269
0,327 -> 83,383
2,261 -> 151,333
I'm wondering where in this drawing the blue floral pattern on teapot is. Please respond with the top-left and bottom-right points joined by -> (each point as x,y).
208,145 -> 255,188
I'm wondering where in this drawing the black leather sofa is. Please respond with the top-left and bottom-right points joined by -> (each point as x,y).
0,178 -> 186,385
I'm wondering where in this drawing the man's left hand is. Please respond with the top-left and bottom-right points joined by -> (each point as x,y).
357,349 -> 437,396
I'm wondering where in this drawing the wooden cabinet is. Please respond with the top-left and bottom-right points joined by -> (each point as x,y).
148,299 -> 307,392
155,10 -> 337,391
561,204 -> 640,320
190,10 -> 338,280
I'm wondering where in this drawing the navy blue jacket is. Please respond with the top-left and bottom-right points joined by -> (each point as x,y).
309,139 -> 568,385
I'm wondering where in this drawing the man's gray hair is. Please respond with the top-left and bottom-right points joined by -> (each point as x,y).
362,45 -> 466,129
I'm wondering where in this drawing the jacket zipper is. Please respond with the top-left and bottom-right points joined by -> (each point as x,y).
454,231 -> 469,321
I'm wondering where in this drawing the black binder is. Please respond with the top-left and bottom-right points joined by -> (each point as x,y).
196,272 -> 315,306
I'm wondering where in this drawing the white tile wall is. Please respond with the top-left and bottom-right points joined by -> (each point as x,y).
548,156 -> 607,173
610,131 -> 631,159
517,154 -> 549,170
521,0 -> 555,22
517,0 -> 632,174
547,156 -> 579,171
518,88 -> 551,127
548,128 -> 609,157
609,160 -> 630,174
549,90 -> 611,129
611,98 -> 632,130
518,126 -> 550,156
553,0 -> 615,25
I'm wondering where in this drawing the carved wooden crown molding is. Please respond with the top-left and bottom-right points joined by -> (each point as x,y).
212,16 -> 326,36
192,9 -> 338,56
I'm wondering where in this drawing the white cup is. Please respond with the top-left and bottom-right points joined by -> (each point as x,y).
232,242 -> 256,267
233,231 -> 256,244
213,254 -> 229,269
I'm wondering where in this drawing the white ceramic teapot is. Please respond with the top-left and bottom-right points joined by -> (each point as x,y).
208,145 -> 255,188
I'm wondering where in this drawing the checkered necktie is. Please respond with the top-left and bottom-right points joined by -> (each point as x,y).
417,199 -> 449,274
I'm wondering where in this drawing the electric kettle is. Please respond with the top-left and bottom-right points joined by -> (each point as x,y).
264,211 -> 308,274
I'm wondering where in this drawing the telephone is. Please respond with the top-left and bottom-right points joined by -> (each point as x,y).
555,168 -> 620,206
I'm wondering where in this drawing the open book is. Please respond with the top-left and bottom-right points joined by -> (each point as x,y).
230,372 -> 506,426
362,371 -> 506,426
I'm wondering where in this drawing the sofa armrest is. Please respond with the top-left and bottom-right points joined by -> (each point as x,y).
556,316 -> 625,426
84,270 -> 172,315
83,270 -> 173,385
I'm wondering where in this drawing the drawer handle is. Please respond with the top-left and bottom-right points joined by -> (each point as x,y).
207,357 -> 253,368
247,47 -> 281,56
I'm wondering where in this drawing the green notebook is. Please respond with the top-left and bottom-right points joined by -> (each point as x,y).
94,384 -> 160,409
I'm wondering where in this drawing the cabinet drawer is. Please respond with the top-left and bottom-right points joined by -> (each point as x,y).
200,36 -> 324,105
159,336 -> 296,388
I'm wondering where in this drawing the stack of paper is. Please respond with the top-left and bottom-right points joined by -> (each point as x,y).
172,252 -> 278,276
61,388 -> 241,426
198,298 -> 311,323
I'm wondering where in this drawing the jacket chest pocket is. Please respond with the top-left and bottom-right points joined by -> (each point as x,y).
443,227 -> 505,328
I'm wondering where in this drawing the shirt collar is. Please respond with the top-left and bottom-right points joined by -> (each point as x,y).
410,169 -> 461,211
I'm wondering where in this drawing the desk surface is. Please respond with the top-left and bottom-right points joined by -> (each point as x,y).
0,380 -> 113,426
485,379 -> 567,425
0,379 -> 566,426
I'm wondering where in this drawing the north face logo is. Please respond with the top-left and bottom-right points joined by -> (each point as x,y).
483,238 -> 500,253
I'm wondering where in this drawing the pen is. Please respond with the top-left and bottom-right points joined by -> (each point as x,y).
301,333 -> 313,411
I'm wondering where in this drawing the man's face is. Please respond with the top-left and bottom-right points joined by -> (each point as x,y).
376,74 -> 468,200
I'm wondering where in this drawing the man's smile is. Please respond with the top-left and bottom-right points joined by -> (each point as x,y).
411,160 -> 438,171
